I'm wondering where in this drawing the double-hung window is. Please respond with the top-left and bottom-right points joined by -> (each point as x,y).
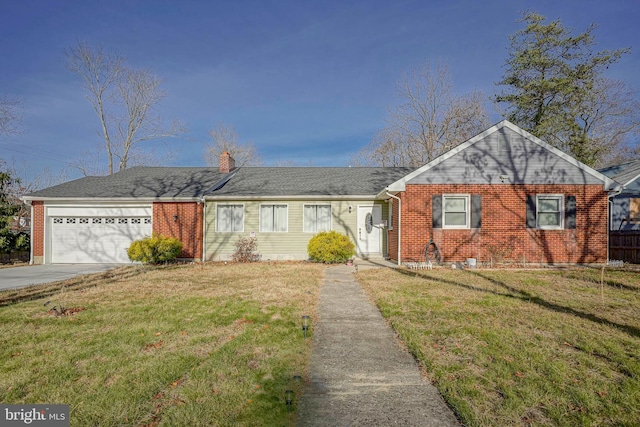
526,194 -> 575,230
304,205 -> 331,233
536,195 -> 563,229
432,194 -> 481,229
443,194 -> 470,229
216,204 -> 244,232
260,204 -> 288,232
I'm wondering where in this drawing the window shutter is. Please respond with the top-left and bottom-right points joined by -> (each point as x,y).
565,195 -> 576,229
526,195 -> 536,228
471,195 -> 482,228
432,195 -> 442,228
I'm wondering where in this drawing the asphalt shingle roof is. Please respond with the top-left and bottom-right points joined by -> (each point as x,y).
599,160 -> 640,184
212,167 -> 415,197
24,167 -> 229,199
24,166 -> 415,200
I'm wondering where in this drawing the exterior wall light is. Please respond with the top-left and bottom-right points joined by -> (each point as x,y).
173,214 -> 179,222
348,205 -> 353,213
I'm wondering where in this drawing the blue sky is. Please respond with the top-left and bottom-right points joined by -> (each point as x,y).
1,0 -> 639,182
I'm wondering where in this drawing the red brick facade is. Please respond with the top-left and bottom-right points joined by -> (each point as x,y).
31,201 -> 44,261
153,202 -> 203,260
388,184 -> 608,264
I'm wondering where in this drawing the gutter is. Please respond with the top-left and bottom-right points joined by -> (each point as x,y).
385,192 -> 402,266
202,194 -> 379,201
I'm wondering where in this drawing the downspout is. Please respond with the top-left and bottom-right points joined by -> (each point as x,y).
607,186 -> 623,263
201,197 -> 207,263
385,192 -> 401,266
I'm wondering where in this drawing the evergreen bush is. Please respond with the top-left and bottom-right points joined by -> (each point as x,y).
127,233 -> 183,264
307,231 -> 355,263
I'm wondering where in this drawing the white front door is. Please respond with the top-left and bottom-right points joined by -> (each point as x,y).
357,205 -> 382,256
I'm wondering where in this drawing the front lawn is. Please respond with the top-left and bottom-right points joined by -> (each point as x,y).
4,262 -> 637,426
358,266 -> 640,427
0,262 -> 324,427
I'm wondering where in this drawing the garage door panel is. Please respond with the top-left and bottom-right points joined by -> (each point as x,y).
48,206 -> 152,217
51,215 -> 151,264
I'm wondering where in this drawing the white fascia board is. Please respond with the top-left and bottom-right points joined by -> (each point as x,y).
623,172 -> 640,188
203,195 -> 380,201
21,197 -> 199,203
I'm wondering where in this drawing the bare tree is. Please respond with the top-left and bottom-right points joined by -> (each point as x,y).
204,122 -> 262,167
66,42 -> 184,175
572,76 -> 640,167
9,160 -> 68,228
353,62 -> 490,167
0,96 -> 22,137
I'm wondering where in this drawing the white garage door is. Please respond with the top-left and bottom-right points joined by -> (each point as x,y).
50,208 -> 152,264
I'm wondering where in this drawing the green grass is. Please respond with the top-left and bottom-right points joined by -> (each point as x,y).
4,262 -> 638,426
357,267 -> 640,427
0,262 -> 324,427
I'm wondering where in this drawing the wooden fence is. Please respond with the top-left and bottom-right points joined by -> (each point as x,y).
0,251 -> 29,264
609,231 -> 640,264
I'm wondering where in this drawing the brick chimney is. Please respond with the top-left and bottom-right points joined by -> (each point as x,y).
219,151 -> 236,173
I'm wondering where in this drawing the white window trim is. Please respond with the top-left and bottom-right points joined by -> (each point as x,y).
216,203 -> 245,233
536,194 -> 564,230
387,200 -> 394,231
303,204 -> 332,233
442,194 -> 470,229
259,203 -> 289,233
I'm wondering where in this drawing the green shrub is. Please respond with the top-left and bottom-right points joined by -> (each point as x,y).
307,231 -> 355,263
14,232 -> 30,252
127,233 -> 183,264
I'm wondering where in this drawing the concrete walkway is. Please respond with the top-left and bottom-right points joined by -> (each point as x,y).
296,261 -> 460,426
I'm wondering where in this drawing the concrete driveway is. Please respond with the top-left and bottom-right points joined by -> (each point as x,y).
0,264 -> 121,291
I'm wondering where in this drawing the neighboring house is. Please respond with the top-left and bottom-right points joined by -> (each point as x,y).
23,121 -> 619,265
598,159 -> 640,264
599,159 -> 640,231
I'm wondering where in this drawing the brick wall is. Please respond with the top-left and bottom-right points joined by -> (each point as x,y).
31,201 -> 44,263
387,197 -> 400,262
153,202 -> 203,260
390,184 -> 608,264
